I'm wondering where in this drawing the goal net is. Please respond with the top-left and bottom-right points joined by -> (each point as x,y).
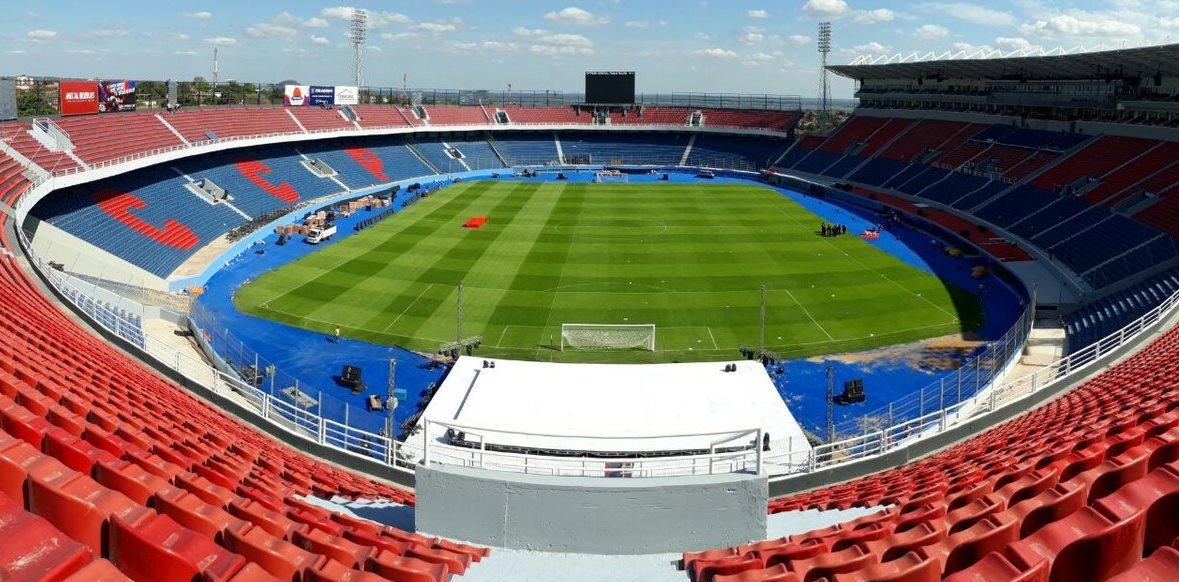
561,323 -> 655,351
593,170 -> 628,184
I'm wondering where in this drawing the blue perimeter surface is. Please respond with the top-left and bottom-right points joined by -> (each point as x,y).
196,169 -> 1027,443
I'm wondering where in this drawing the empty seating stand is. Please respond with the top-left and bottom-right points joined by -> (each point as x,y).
0,218 -> 491,581
55,113 -> 184,165
685,315 -> 1179,582
163,108 -> 302,143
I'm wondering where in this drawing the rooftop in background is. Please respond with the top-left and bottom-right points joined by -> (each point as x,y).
828,42 -> 1179,82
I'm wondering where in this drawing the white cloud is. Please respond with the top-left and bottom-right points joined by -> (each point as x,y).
513,27 -> 549,37
182,11 -> 212,20
174,50 -> 198,56
453,40 -> 517,52
740,26 -> 765,45
789,34 -> 812,46
748,9 -> 769,18
413,21 -> 459,34
5,50 -> 26,55
26,29 -> 57,39
246,22 -> 298,39
529,44 -> 592,56
695,47 -> 739,58
543,6 -> 608,26
321,7 -> 411,28
89,28 -> 131,38
537,32 -> 593,48
204,36 -> 237,46
920,3 -> 1014,26
624,20 -> 649,28
913,23 -> 950,39
853,8 -> 895,24
304,17 -> 330,28
311,35 -> 330,45
995,36 -> 1042,51
847,41 -> 891,55
1020,14 -> 1141,38
694,32 -> 712,40
528,31 -> 594,55
66,48 -> 96,54
802,0 -> 848,18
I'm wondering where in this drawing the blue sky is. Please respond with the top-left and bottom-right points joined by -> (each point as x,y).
4,1 -> 1179,99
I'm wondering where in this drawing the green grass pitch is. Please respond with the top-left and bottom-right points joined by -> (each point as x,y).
235,180 -> 984,363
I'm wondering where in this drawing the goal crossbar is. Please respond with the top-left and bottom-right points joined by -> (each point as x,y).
560,323 -> 655,351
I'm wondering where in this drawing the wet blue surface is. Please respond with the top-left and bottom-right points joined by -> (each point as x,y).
197,169 -> 1027,443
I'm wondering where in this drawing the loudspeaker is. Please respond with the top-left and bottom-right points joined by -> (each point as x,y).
340,365 -> 362,387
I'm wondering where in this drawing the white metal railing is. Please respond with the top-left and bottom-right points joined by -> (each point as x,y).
12,173 -> 1179,482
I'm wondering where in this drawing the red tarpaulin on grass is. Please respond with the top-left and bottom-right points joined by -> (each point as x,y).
464,217 -> 488,228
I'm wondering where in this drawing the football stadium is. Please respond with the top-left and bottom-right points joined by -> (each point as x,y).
0,3 -> 1178,581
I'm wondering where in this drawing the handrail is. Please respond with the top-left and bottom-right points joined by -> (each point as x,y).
12,167 -> 1179,482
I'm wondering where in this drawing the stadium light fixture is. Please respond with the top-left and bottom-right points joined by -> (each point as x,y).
351,9 -> 368,88
817,22 -> 833,133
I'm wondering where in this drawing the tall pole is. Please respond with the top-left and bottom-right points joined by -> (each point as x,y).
386,358 -> 397,438
759,285 -> 767,353
826,366 -> 835,443
350,9 -> 368,88
456,281 -> 463,343
817,22 -> 833,133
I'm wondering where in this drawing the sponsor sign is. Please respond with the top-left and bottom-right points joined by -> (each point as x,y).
307,85 -> 335,106
60,81 -> 100,116
98,80 -> 137,112
333,85 -> 359,106
284,84 -> 310,106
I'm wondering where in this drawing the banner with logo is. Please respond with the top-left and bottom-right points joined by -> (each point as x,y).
333,86 -> 359,106
59,81 -> 100,116
98,80 -> 137,112
307,85 -> 335,106
284,84 -> 310,106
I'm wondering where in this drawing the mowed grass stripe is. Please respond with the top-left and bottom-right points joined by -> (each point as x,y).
236,182 -> 982,362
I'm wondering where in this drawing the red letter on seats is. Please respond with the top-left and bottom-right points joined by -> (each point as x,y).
345,147 -> 388,182
93,189 -> 199,250
234,160 -> 299,203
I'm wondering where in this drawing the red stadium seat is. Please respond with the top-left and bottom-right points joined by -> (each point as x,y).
225,525 -> 324,581
108,513 -> 247,582
0,491 -> 93,582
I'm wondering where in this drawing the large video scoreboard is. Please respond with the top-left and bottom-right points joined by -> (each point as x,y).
585,71 -> 636,104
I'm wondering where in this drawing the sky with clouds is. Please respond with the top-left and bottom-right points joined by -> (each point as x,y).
4,0 -> 1179,99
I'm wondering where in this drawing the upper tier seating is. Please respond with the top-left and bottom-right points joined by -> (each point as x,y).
289,108 -> 356,132
877,120 -> 974,163
499,107 -> 589,125
685,314 -> 1179,582
422,106 -> 492,126
0,150 -> 30,207
610,107 -> 690,126
1031,136 -> 1158,192
1,123 -> 82,174
817,116 -> 892,154
0,222 -> 492,581
163,108 -> 302,143
353,106 -> 413,129
54,113 -> 185,165
445,140 -> 507,169
698,109 -> 799,131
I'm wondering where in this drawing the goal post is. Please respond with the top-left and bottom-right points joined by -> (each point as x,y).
560,323 -> 655,351
593,170 -> 628,184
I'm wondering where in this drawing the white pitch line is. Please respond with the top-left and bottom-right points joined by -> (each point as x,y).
496,325 -> 511,348
783,288 -> 835,341
382,283 -> 435,332
706,326 -> 720,349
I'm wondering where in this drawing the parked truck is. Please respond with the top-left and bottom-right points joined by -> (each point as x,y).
306,225 -> 337,244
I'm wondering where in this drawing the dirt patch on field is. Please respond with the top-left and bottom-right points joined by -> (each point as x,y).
808,333 -> 988,373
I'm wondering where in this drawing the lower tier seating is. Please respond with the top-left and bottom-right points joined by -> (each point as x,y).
0,222 -> 491,581
684,314 -> 1179,581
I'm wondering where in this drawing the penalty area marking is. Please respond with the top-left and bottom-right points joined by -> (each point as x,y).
783,288 -> 835,341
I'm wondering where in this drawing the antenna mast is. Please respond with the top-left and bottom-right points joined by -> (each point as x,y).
350,9 -> 368,88
817,22 -> 833,133
213,46 -> 219,85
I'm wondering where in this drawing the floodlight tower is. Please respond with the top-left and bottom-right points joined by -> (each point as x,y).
351,9 -> 368,88
817,22 -> 833,133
